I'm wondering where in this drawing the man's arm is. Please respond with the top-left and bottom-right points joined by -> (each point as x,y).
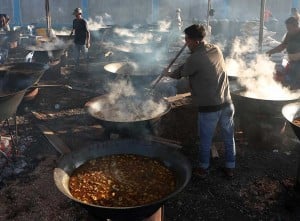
167,56 -> 195,79
266,43 -> 286,56
167,65 -> 184,79
70,28 -> 74,36
266,34 -> 288,56
84,20 -> 90,48
86,30 -> 90,48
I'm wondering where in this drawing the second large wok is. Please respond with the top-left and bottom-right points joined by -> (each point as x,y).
0,62 -> 49,120
54,139 -> 191,220
85,93 -> 171,136
103,61 -> 161,84
282,102 -> 300,140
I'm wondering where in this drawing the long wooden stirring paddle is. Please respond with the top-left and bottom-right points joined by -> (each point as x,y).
149,43 -> 187,91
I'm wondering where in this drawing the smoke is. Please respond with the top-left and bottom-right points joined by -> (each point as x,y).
157,20 -> 171,32
100,25 -> 183,97
87,15 -> 110,30
91,79 -> 168,122
226,36 -> 299,100
27,37 -> 71,51
53,27 -> 71,36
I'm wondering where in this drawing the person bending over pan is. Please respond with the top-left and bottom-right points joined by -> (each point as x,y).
166,24 -> 236,179
267,17 -> 300,89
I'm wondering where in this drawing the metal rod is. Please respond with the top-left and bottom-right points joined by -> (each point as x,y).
150,43 -> 187,90
207,0 -> 212,28
45,0 -> 51,37
258,0 -> 266,52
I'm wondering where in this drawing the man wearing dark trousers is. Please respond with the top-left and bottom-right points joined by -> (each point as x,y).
70,7 -> 90,67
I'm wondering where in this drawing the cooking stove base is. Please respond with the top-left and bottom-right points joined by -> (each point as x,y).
87,207 -> 164,221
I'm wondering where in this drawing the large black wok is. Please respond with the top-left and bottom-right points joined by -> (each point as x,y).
25,43 -> 67,63
282,102 -> 300,140
105,41 -> 165,63
85,93 -> 171,137
230,81 -> 300,143
103,61 -> 161,84
0,62 -> 49,120
54,139 -> 191,220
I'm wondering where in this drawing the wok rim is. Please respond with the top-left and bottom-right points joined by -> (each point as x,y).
85,94 -> 171,123
53,139 -> 191,210
282,102 -> 300,128
103,61 -> 160,77
0,62 -> 49,98
25,44 -> 67,52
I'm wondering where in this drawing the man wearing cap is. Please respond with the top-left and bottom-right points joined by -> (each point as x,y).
70,7 -> 90,67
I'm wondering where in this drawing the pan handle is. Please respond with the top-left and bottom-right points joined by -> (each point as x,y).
145,135 -> 182,149
30,84 -> 72,89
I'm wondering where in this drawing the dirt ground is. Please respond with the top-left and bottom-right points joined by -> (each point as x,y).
1,60 -> 300,221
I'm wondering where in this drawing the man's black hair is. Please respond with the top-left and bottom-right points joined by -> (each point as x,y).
184,24 -> 206,40
285,16 -> 299,26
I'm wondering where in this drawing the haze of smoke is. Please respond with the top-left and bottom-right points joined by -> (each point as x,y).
94,79 -> 167,122
87,16 -> 108,30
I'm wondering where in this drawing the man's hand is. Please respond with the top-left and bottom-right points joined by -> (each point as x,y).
266,49 -> 273,57
163,68 -> 171,77
86,42 -> 90,48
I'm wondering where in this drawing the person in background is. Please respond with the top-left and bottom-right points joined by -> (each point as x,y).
264,9 -> 273,23
70,7 -> 90,67
175,8 -> 183,31
0,14 -> 10,31
266,17 -> 300,89
291,8 -> 300,22
166,24 -> 236,178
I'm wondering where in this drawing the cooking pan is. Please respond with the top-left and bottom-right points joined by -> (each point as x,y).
282,102 -> 300,140
230,80 -> 300,144
53,29 -> 73,41
103,61 -> 161,84
25,43 -> 67,63
54,139 -> 191,220
282,102 -> 300,191
85,93 -> 171,136
106,41 -> 165,63
230,80 -> 300,116
0,62 -> 49,120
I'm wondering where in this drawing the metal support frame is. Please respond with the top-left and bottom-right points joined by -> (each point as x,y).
223,0 -> 229,18
12,0 -> 21,26
152,0 -> 160,23
81,0 -> 89,18
207,0 -> 212,28
258,0 -> 266,53
45,0 -> 51,37
292,0 -> 300,8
